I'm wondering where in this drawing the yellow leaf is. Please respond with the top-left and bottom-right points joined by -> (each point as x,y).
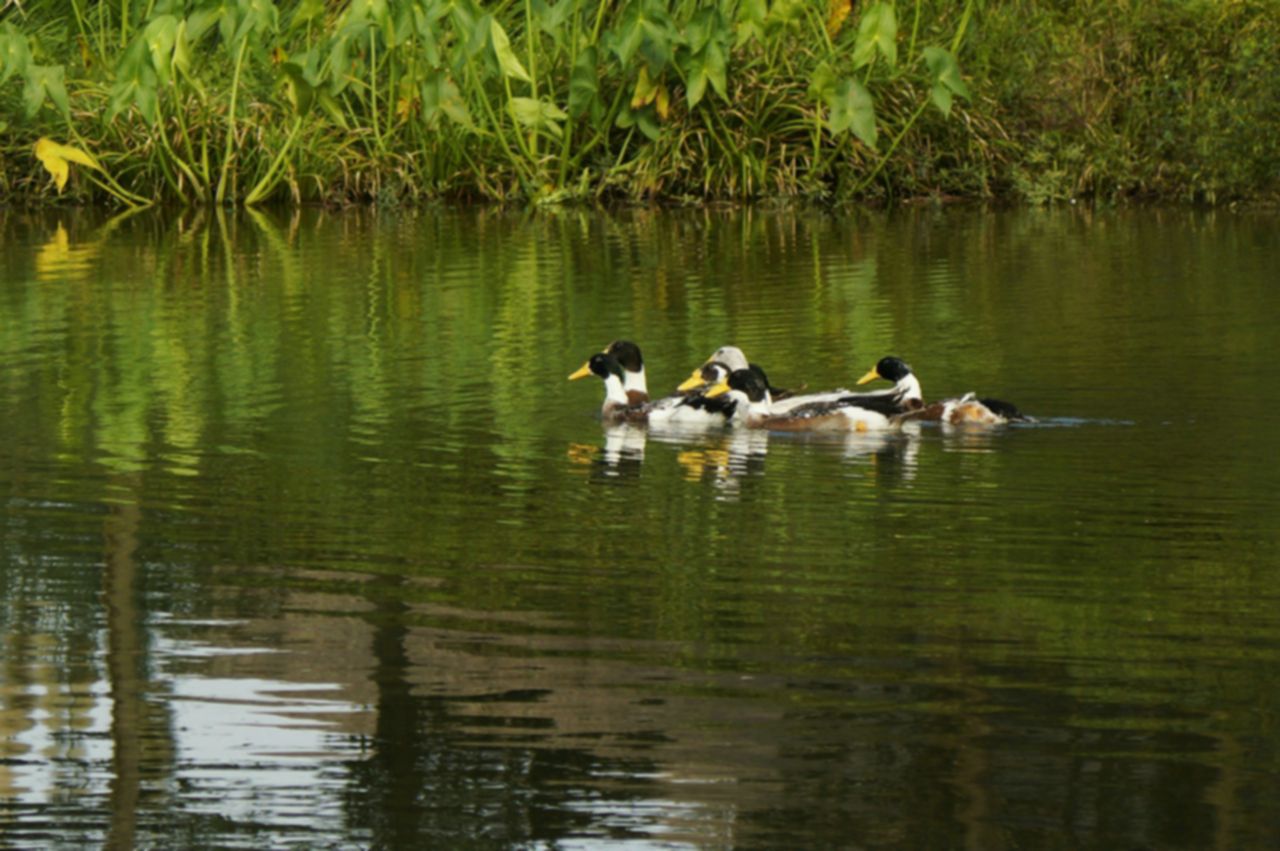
37,149 -> 70,192
34,137 -> 103,193
655,84 -> 670,121
630,66 -> 657,110
826,0 -> 851,37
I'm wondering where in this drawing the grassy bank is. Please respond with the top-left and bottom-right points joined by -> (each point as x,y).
2,0 -> 1278,207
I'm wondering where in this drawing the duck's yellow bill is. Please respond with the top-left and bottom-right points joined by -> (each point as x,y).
568,362 -> 592,381
856,367 -> 882,385
677,368 -> 707,392
705,380 -> 730,399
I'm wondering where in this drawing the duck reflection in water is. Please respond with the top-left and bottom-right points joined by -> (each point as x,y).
673,429 -> 771,489
774,425 -> 922,486
566,423 -> 647,479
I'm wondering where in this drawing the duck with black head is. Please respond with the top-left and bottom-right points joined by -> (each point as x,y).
569,346 -> 739,427
677,345 -> 817,400
705,356 -> 926,432
568,352 -> 648,422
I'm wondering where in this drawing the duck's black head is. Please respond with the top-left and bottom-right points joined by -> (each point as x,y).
605,340 -> 644,372
700,362 -> 728,385
589,352 -> 626,382
570,352 -> 626,383
730,367 -> 771,403
875,357 -> 912,382
858,356 -> 913,386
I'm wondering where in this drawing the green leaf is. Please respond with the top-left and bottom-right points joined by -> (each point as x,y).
507,96 -> 567,138
233,0 -> 280,43
636,107 -> 660,141
639,19 -> 673,70
111,34 -> 163,122
317,90 -> 348,128
115,34 -> 149,78
464,11 -> 491,60
280,55 -> 317,113
686,8 -> 714,53
1,24 -> 32,85
612,16 -> 644,65
449,4 -> 481,57
736,0 -> 767,29
106,62 -> 160,122
852,2 -> 897,70
533,0 -> 571,36
218,3 -> 237,44
133,75 -> 159,123
808,60 -> 835,102
107,80 -> 137,121
23,65 -> 69,119
143,15 -> 178,86
328,28 -> 363,94
686,62 -> 707,109
568,47 -> 599,119
506,97 -> 541,125
185,6 -> 223,42
735,0 -> 766,46
704,41 -> 727,99
422,71 -> 475,131
172,20 -> 194,76
930,83 -> 953,117
290,0 -> 327,30
765,0 -> 804,29
490,18 -> 531,82
923,46 -> 971,102
828,76 -> 877,149
22,73 -> 43,117
366,0 -> 392,41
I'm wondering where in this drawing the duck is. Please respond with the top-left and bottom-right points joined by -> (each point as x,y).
567,340 -> 649,403
570,351 -> 739,427
705,356 -> 926,432
569,352 -> 647,421
677,345 -> 748,392
852,356 -> 925,411
646,384 -> 739,429
900,393 -> 1034,426
676,345 -> 813,402
700,367 -> 776,426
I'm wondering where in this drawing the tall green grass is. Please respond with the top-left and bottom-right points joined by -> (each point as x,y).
1,0 -> 1277,207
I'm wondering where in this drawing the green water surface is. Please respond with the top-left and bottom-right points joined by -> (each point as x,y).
1,206 -> 1278,848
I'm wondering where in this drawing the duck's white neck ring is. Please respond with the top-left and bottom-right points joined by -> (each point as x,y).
623,366 -> 648,396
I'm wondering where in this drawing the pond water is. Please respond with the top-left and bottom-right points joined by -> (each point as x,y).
1,205 -> 1278,848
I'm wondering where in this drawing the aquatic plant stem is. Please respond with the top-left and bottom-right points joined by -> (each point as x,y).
63,121 -> 152,207
245,116 -> 303,205
855,98 -> 929,194
216,37 -> 250,205
525,0 -> 538,161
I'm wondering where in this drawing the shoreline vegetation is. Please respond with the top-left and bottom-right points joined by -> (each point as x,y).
2,1 -> 1278,209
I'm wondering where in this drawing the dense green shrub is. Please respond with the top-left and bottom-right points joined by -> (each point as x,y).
1,1 -> 1276,206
